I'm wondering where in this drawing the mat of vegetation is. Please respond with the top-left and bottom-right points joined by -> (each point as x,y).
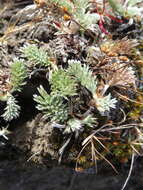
0,0 -> 143,189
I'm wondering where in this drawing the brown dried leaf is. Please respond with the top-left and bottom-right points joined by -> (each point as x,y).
101,61 -> 136,89
101,38 -> 138,56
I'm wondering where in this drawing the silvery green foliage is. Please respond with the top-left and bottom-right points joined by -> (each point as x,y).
64,115 -> 97,134
68,60 -> 117,113
64,118 -> 83,134
68,60 -> 97,95
2,95 -> 20,121
21,44 -> 51,66
108,0 -> 143,17
127,0 -> 143,6
74,0 -> 100,28
50,69 -> 77,98
125,1 -> 143,17
108,0 -> 124,15
48,0 -> 100,29
74,0 -> 89,8
48,0 -> 73,12
0,126 -> 10,140
82,114 -> 97,128
33,85 -> 68,123
94,93 -> 117,113
10,59 -> 28,92
77,12 -> 100,29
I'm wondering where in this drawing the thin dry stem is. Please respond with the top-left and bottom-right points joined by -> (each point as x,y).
121,152 -> 135,190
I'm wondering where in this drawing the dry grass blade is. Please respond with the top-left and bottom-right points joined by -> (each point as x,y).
93,143 -> 118,174
82,133 -> 95,146
130,145 -> 141,155
116,108 -> 127,125
115,91 -> 143,105
91,140 -> 98,168
99,123 -> 142,133
129,127 -> 143,155
75,139 -> 91,170
93,135 -> 110,153
121,152 -> 135,190
76,133 -> 118,173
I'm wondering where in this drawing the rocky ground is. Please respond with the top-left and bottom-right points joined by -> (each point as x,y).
0,152 -> 143,190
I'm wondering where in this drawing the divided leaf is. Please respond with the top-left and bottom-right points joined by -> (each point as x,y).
34,85 -> 69,123
10,59 -> 28,92
50,69 -> 77,98
93,93 -> 117,113
64,115 -> 97,134
2,95 -> 20,121
22,44 -> 51,66
68,60 -> 97,95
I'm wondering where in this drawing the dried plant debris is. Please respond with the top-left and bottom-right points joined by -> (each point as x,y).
100,38 -> 138,56
0,1 -> 143,189
11,114 -> 59,163
0,68 -> 11,100
48,34 -> 88,63
99,60 -> 136,91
